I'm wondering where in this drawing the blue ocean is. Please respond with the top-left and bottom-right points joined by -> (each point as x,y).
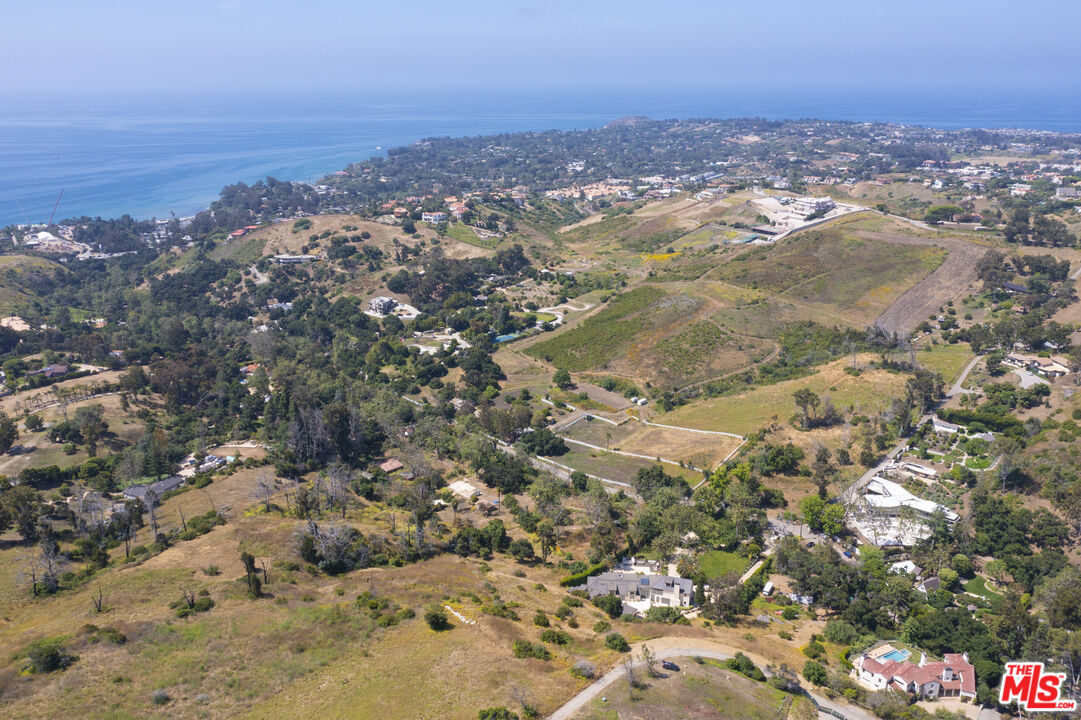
2,90 -> 1079,227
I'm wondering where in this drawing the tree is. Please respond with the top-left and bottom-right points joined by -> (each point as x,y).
803,660 -> 828,686
552,369 -> 572,389
793,389 -> 820,429
241,551 -> 262,598
594,593 -> 623,618
508,538 -> 534,562
538,518 -> 562,562
477,709 -> 518,720
0,413 -> 18,455
254,470 -> 276,513
605,632 -> 630,652
74,404 -> 107,457
951,553 -> 974,578
5,486 -> 42,542
641,644 -> 659,678
938,567 -> 959,591
425,605 -> 451,631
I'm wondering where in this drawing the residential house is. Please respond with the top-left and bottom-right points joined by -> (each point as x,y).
931,416 -> 960,434
368,296 -> 398,315
121,475 -> 185,503
1001,281 -> 1029,294
273,254 -> 319,264
379,459 -> 405,473
615,556 -> 662,574
917,576 -> 942,593
447,479 -> 481,500
863,477 -> 957,521
421,212 -> 447,224
855,649 -> 976,701
1004,353 -> 1070,377
585,572 -> 694,609
29,364 -> 70,379
889,560 -> 923,576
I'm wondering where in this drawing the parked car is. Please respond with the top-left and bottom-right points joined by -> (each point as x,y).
662,660 -> 680,672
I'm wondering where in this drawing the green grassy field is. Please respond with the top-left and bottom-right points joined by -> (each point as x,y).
915,342 -> 974,384
443,223 -> 498,248
964,576 -> 1004,610
525,286 -> 670,371
552,447 -> 702,486
699,550 -> 748,579
209,236 -> 267,264
660,359 -> 907,435
709,220 -> 947,326
525,286 -> 771,388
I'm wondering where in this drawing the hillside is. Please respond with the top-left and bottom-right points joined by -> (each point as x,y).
0,255 -> 67,313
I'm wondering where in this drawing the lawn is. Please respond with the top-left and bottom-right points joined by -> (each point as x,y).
964,576 -> 1004,610
915,342 -> 974,384
444,223 -> 498,248
699,550 -> 748,580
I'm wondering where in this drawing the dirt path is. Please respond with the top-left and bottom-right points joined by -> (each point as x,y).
862,230 -> 986,336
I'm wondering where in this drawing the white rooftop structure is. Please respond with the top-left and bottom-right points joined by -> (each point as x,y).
447,480 -> 480,499
864,477 -> 958,522
889,560 -> 922,576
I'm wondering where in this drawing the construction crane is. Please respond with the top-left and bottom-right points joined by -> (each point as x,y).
47,188 -> 64,226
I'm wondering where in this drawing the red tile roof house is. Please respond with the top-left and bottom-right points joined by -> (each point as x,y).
855,652 -> 976,701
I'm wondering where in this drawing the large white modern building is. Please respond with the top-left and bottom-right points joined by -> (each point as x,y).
849,477 -> 958,546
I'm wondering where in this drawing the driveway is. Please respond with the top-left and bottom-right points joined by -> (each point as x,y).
948,354 -> 984,397
546,636 -> 877,720
1012,368 -> 1049,389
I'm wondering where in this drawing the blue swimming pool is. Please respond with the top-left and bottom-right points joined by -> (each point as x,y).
881,649 -> 911,662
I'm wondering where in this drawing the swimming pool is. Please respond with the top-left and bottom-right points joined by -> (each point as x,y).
881,649 -> 911,662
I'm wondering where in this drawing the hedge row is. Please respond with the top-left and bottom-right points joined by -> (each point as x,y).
560,562 -> 608,587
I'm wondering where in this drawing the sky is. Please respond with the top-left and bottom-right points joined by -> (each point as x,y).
3,0 -> 1079,98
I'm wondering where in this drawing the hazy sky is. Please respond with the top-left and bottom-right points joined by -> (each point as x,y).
4,0 -> 1078,96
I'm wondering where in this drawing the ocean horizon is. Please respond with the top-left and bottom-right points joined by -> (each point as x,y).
3,89 -> 1081,227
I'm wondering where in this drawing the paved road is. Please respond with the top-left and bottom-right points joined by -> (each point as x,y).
948,354 -> 984,397
546,637 -> 876,720
841,414 -> 930,505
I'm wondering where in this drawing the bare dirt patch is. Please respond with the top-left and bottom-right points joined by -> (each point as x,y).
862,230 -> 987,335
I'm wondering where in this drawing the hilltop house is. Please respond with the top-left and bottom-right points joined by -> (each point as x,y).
855,649 -> 976,701
29,364 -> 70,380
585,572 -> 693,609
863,477 -> 958,522
121,475 -> 185,504
931,416 -> 960,435
1004,353 -> 1071,378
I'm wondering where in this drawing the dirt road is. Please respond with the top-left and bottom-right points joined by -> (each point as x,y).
863,230 -> 987,336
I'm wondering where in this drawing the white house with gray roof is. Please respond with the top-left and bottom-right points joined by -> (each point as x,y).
585,572 -> 694,608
